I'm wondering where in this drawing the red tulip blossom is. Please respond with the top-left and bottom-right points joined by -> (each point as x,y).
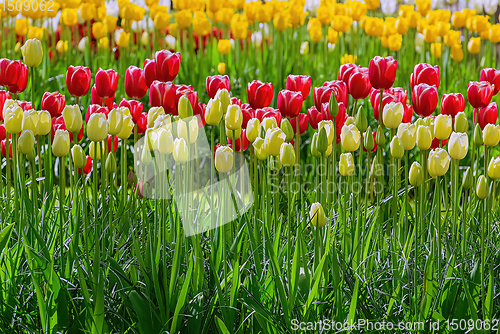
91,86 -> 116,110
348,67 -> 372,100
338,63 -> 359,93
247,80 -> 274,109
66,65 -> 91,97
440,93 -> 465,118
154,50 -> 181,82
412,83 -> 439,117
410,63 -> 440,90
467,81 -> 494,109
95,68 -> 119,99
149,80 -> 176,114
474,102 -> 498,130
277,89 -> 303,118
119,99 -> 143,124
0,59 -> 29,94
41,92 -> 66,118
480,68 -> 500,95
368,56 -> 397,90
291,113 -> 309,134
143,59 -> 157,87
125,66 -> 148,99
206,75 -> 231,98
286,75 -> 312,99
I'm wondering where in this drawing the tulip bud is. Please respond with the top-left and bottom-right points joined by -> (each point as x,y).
341,124 -> 361,152
205,97 -> 223,125
117,115 -> 135,140
246,118 -> 260,143
397,123 -> 416,150
62,105 -> 83,133
226,127 -> 242,140
178,95 -> 193,119
108,108 -> 124,136
72,144 -> 87,168
427,148 -> 451,178
318,120 -> 334,145
409,161 -> 424,186
434,114 -> 452,140
355,105 -> 368,132
215,145 -> 233,173
339,152 -> 355,176
454,112 -> 468,133
280,118 -> 294,142
474,123 -> 483,146
264,127 -> 286,156
52,129 -> 70,157
253,137 -> 268,160
483,123 -> 500,147
261,117 -> 278,132
376,125 -> 386,146
364,126 -> 375,151
279,142 -> 296,166
448,132 -> 468,160
476,175 -> 489,199
105,152 -> 117,173
390,135 -> 405,159
328,92 -> 339,118
87,113 -> 108,142
216,88 -> 231,116
345,116 -> 355,126
173,137 -> 188,163
416,125 -> 432,150
18,130 -> 35,155
89,141 -> 103,160
317,127 -> 328,154
488,156 -> 500,179
462,167 -> 473,190
21,38 -> 43,67
382,102 -> 404,129
311,132 -> 320,158
309,202 -> 326,228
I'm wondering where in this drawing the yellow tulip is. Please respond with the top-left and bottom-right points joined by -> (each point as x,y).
225,104 -> 243,130
490,24 -> 500,43
72,145 -> 87,168
92,22 -> 108,40
117,115 -> 134,140
18,130 -> 35,155
340,124 -> 360,152
397,123 -> 416,150
52,129 -> 70,157
340,54 -> 357,65
327,27 -> 338,44
15,19 -> 29,36
396,17 -> 409,35
390,135 -> 405,159
279,143 -> 295,166
217,8 -> 235,25
468,37 -> 480,54
264,127 -> 286,156
37,110 -> 51,136
21,38 -> 43,67
97,6 -> 107,21
338,152 -> 354,176
428,148 -> 450,178
476,174 -> 489,199
409,161 -> 424,186
274,10 -> 290,31
62,105 -> 83,133
62,8 -> 78,26
193,11 -> 212,37
205,97 -> 223,126
382,102 -> 404,129
309,25 -> 322,42
173,137 -> 188,163
253,137 -> 268,160
80,3 -> 96,21
4,104 -> 23,134
309,202 -> 327,228
431,42 -> 442,59
246,118 -> 261,143
27,26 -> 45,41
434,114 -> 452,140
444,29 -> 461,47
424,25 -> 438,43
116,31 -> 130,48
87,113 -> 108,142
416,0 -> 431,16
215,145 -> 233,173
487,157 -> 500,179
333,15 -> 352,33
451,11 -> 466,29
231,14 -> 249,39
388,34 -> 402,51
22,110 -> 39,133
177,117 -> 198,144
451,43 -> 464,62
448,132 -> 468,160
218,62 -> 225,74
89,141 -> 104,160
148,106 -> 165,128
218,39 -> 231,55
407,11 -> 420,28
318,120 -> 334,145
56,40 -> 69,53
483,124 -> 500,147
365,0 -> 379,10
104,16 -> 118,32
108,108 -> 123,136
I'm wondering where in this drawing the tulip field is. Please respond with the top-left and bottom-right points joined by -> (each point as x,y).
3,0 -> 500,333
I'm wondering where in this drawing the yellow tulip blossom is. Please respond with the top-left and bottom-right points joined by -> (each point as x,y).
193,11 -> 212,37
468,37 -> 481,54
274,10 -> 290,31
423,25 -> 438,43
407,11 -> 420,28
416,0 -> 431,16
217,39 -> 231,55
490,24 -> 500,43
341,54 -> 356,64
396,17 -> 409,35
444,29 -> 461,47
451,43 -> 463,62
317,5 -> 333,25
333,15 -> 352,33
388,34 -> 402,51
384,17 -> 397,36
431,42 -> 442,58
231,14 -> 249,39
15,19 -> 29,36
327,27 -> 338,44
175,10 -> 192,29
365,0 -> 379,10
451,11 -> 466,29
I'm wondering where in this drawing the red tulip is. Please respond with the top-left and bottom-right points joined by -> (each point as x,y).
410,63 -> 440,90
231,97 -> 242,106
467,81 -> 494,109
206,75 -> 231,98
91,86 -> 116,110
348,67 -> 372,100
474,102 -> 498,130
0,124 -> 6,141
323,80 -> 348,104
370,87 -> 408,122
174,86 -> 197,113
362,132 -> 377,152
241,105 -> 253,128
277,89 -> 303,118
338,63 -> 359,93
403,105 -> 413,123
18,100 -> 32,111
66,65 -> 91,97
0,59 -> 29,94
430,137 -> 448,149
193,102 -> 206,128
78,156 -> 93,175
255,107 -> 281,125
125,66 -> 147,99
1,139 -> 12,159
291,113 -> 309,134
143,59 -> 157,88
85,104 -> 109,123
0,90 -> 11,121
286,75 -> 311,99
119,99 -> 143,123
149,80 -> 176,114
307,106 -> 321,129
41,92 -> 66,118
314,83 -> 348,111
247,80 -> 274,109
154,50 -> 181,82
228,130 -> 249,151
412,83 -> 438,117
440,93 -> 465,117
107,135 -> 119,152
480,68 -> 500,95
95,68 -> 119,99
368,56 -> 397,90
52,116 -> 84,142
136,112 -> 148,134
